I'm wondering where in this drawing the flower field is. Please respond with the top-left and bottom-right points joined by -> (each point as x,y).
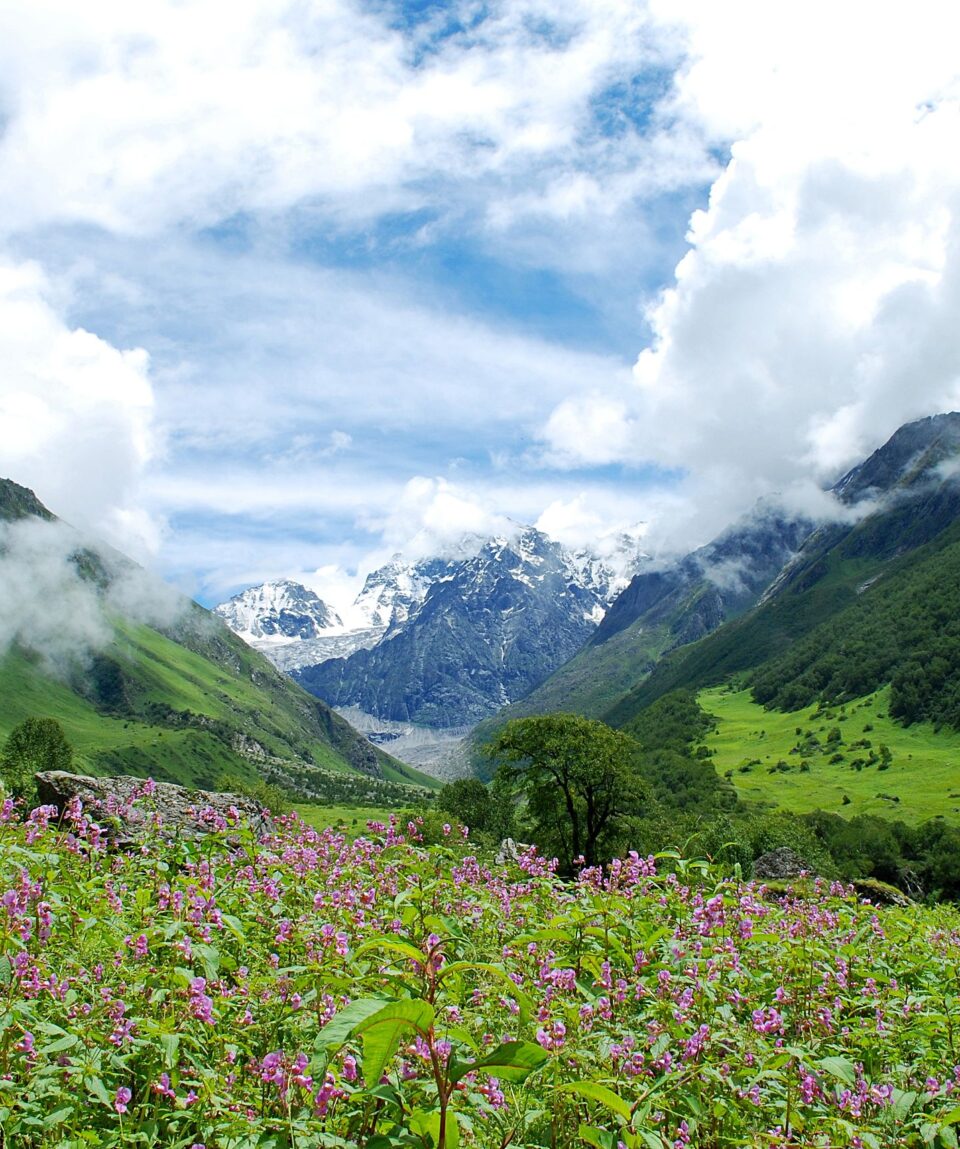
3,787 -> 960,1147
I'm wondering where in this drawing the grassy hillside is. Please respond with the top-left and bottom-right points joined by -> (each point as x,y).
0,476 -> 437,794
0,612 -> 436,794
606,505 -> 960,729
701,684 -> 960,825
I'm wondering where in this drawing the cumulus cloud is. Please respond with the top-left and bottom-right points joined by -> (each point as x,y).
537,1 -> 960,549
0,0 -> 698,240
360,476 -> 516,561
0,260 -> 159,558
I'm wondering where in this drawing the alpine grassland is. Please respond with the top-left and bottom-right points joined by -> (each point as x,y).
4,788 -> 960,1148
701,685 -> 960,824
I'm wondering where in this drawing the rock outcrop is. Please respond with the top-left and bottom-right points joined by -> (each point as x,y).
752,846 -> 813,880
34,771 -> 272,844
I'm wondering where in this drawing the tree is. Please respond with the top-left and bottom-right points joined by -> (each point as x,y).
1,717 -> 73,806
436,777 -> 513,840
486,714 -> 648,873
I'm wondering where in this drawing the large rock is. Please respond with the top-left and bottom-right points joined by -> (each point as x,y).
34,771 -> 272,844
752,846 -> 813,880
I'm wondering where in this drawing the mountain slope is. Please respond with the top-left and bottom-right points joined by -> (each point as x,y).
468,501 -> 813,743
605,412 -> 960,729
293,527 -> 624,726
0,479 -> 430,792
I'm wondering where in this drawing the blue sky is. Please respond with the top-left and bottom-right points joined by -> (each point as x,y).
1,1 -> 960,613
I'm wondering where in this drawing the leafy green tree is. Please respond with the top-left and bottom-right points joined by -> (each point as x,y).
436,776 -> 514,841
1,717 -> 73,806
486,714 -> 648,873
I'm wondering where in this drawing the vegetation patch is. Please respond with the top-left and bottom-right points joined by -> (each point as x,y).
3,795 -> 960,1146
701,685 -> 960,824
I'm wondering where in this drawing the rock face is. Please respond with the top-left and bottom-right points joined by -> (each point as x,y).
594,502 -> 814,648
294,528 -> 636,727
752,847 -> 813,880
34,771 -> 272,843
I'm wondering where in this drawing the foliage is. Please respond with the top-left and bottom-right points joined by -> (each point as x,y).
4,794 -> 960,1146
749,534 -> 960,726
487,714 -> 649,872
436,777 -> 514,843
0,716 -> 71,805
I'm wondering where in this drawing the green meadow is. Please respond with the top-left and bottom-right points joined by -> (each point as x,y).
700,684 -> 960,824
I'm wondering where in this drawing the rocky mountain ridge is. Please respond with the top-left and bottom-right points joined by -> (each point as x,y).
291,526 -> 646,727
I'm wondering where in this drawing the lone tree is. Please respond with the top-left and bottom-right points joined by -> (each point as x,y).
487,713 -> 648,873
1,717 -> 73,806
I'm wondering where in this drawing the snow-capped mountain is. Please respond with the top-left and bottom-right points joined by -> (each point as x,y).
292,526 -> 646,727
214,580 -> 342,642
352,555 -> 462,632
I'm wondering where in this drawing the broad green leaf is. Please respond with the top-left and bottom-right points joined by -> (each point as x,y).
449,1040 -> 547,1085
578,1125 -> 618,1149
817,1056 -> 856,1086
43,1106 -> 74,1127
559,1081 -> 632,1123
353,1000 -> 436,1087
41,1033 -> 79,1055
160,1032 -> 180,1069
0,957 -> 11,987
939,1105 -> 960,1127
409,1108 -> 459,1149
85,1076 -> 112,1107
891,1089 -> 918,1119
317,998 -> 396,1051
353,937 -> 429,968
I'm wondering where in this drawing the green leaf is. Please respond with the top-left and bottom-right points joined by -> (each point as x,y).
449,1040 -> 548,1085
940,1105 -> 960,1128
817,1056 -> 856,1086
409,1108 -> 460,1149
891,1089 -> 918,1120
159,1032 -> 180,1069
0,956 -> 11,988
352,1000 -> 436,1087
86,1076 -> 112,1107
41,1033 -> 79,1055
354,937 -> 428,967
317,998 -> 396,1051
43,1106 -> 74,1127
578,1125 -> 618,1149
559,1081 -> 632,1123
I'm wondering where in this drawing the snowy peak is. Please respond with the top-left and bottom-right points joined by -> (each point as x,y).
214,580 -> 342,641
352,554 -> 461,631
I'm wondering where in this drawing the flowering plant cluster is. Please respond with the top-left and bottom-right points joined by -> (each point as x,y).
2,788 -> 960,1147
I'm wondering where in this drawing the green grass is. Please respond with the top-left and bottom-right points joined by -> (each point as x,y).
293,802 -> 402,834
0,612 -> 419,791
700,684 -> 960,824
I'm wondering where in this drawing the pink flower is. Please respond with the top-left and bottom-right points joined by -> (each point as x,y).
114,1086 -> 132,1114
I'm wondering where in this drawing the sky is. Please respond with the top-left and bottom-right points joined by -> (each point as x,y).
2,1 -> 960,613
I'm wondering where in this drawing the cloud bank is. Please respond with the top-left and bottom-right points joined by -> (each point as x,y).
540,1 -> 960,546
2,1 -> 960,605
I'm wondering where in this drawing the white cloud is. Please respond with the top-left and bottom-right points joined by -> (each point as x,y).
0,260 -> 159,557
0,0 -> 695,240
537,1 -> 960,548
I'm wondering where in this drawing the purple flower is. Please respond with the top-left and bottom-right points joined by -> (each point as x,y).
114,1086 -> 132,1114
